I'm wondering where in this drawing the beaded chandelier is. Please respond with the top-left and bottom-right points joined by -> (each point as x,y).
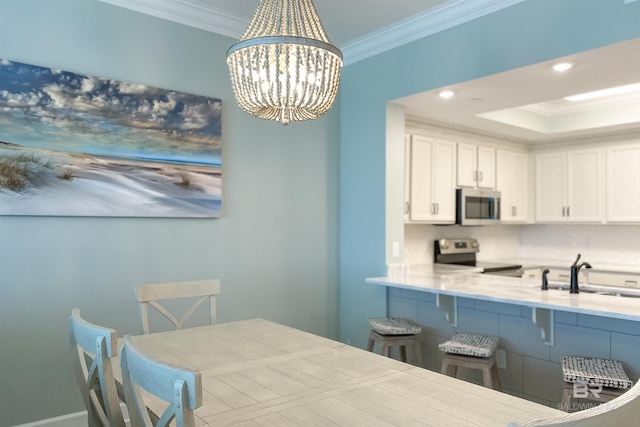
226,0 -> 343,125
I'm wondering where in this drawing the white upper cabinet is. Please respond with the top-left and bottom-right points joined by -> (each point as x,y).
496,149 -> 529,223
405,134 -> 456,223
457,143 -> 496,189
535,148 -> 603,223
606,143 -> 640,222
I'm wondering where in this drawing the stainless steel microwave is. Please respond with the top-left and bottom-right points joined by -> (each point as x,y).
456,188 -> 501,225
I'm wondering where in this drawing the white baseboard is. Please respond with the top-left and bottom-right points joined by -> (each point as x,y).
12,411 -> 86,427
13,404 -> 129,427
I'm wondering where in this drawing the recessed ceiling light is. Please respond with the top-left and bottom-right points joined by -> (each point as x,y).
565,82 -> 640,102
439,90 -> 455,99
552,62 -> 573,72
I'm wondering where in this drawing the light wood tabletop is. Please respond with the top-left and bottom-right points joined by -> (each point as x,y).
120,318 -> 564,426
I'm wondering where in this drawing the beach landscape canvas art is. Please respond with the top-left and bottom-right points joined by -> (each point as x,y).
0,59 -> 222,217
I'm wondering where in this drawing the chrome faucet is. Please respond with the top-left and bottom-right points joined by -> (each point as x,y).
570,254 -> 592,294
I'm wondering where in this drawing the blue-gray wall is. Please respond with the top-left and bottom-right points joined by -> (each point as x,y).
0,1 -> 338,425
338,0 -> 640,347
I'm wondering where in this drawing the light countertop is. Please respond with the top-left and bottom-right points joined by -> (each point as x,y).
484,257 -> 640,274
367,271 -> 640,322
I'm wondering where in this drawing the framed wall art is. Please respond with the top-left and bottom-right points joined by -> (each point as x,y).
0,59 -> 222,218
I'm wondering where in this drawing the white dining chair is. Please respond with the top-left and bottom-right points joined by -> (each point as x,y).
120,335 -> 202,427
135,279 -> 220,334
68,308 -> 126,427
509,378 -> 640,426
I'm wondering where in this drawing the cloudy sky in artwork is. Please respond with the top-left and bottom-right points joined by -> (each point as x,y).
0,59 -> 221,165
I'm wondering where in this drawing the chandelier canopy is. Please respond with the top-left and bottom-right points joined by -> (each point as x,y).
226,0 -> 343,125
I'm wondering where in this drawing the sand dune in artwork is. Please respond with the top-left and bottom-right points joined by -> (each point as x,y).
0,143 -> 221,217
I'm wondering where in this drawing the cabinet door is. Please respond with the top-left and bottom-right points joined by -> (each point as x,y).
432,139 -> 456,222
456,142 -> 477,188
607,144 -> 640,222
567,148 -> 602,222
408,135 -> 434,221
497,150 -> 528,222
477,146 -> 496,189
535,152 -> 566,222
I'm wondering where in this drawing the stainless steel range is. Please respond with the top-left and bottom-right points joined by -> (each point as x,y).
434,238 -> 523,277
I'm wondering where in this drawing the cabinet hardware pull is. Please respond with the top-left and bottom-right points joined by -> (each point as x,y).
567,206 -> 570,217
562,207 -> 566,217
512,206 -> 517,217
625,280 -> 637,286
479,171 -> 483,182
435,203 -> 439,214
404,202 -> 410,214
474,171 -> 478,182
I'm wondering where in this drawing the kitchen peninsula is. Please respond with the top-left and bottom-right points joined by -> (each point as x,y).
366,267 -> 640,408
367,269 -> 640,323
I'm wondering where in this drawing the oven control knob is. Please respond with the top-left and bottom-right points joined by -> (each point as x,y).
471,241 -> 479,249
439,239 -> 449,250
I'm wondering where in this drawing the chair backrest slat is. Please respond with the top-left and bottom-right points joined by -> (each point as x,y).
68,308 -> 126,427
135,279 -> 220,334
121,335 -> 202,427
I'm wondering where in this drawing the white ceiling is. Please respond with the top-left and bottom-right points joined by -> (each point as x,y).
397,37 -> 640,144
99,0 -> 640,144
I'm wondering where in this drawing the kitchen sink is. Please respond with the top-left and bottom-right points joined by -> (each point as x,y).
540,282 -> 640,298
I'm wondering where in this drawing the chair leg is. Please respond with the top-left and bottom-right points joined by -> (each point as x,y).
381,342 -> 390,357
413,342 -> 423,367
561,384 -> 574,412
399,345 -> 408,362
442,358 -> 458,377
367,334 -> 375,352
482,364 -> 494,389
491,364 -> 502,391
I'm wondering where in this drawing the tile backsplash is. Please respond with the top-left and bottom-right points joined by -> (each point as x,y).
404,224 -> 523,264
404,224 -> 640,267
521,225 -> 640,266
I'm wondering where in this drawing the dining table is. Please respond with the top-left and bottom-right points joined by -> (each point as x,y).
118,318 -> 565,426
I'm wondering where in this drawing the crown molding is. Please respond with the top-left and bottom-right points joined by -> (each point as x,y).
341,0 -> 526,65
98,0 -> 524,65
97,0 -> 248,39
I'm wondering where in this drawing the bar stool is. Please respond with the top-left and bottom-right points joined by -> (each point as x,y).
366,317 -> 423,367
561,355 -> 633,412
439,332 -> 501,390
